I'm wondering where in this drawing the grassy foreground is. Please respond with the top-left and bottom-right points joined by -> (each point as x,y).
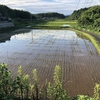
0,63 -> 100,100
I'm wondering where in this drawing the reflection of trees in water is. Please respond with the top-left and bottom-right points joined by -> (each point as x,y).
0,29 -> 31,43
0,35 -> 11,43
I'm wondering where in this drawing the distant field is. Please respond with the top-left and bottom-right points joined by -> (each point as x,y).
32,19 -> 77,28
43,20 -> 77,26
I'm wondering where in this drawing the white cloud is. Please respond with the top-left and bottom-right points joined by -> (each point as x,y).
0,0 -> 100,15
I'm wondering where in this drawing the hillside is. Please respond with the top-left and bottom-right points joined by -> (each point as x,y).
78,5 -> 100,27
34,12 -> 65,19
0,5 -> 36,19
69,5 -> 100,33
0,5 -> 66,20
69,8 -> 88,20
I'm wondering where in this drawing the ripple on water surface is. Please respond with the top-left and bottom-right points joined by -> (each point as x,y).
0,29 -> 100,96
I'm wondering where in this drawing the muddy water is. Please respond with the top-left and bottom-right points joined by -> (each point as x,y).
0,30 -> 100,96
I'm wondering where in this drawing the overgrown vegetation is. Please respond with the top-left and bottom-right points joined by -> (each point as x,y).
78,5 -> 100,34
69,5 -> 100,34
68,8 -> 88,20
0,63 -> 100,100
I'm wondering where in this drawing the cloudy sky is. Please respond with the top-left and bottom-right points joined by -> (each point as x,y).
0,0 -> 100,15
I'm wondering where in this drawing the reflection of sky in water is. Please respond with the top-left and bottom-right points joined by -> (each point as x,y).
10,30 -> 77,40
11,30 -> 42,40
0,29 -> 100,96
0,29 -> 98,65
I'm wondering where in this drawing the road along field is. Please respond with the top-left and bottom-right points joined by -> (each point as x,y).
0,30 -> 100,96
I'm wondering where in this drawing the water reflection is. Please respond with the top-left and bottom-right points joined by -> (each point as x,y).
0,29 -> 31,43
0,36 -> 11,43
0,30 -> 100,96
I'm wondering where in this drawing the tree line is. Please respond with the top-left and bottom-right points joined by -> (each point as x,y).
78,6 -> 100,31
34,12 -> 65,20
69,5 -> 100,33
0,5 -> 66,21
0,5 -> 37,20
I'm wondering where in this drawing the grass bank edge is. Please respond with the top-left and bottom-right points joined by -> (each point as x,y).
71,29 -> 100,55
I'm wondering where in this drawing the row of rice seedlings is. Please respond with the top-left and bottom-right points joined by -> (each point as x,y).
78,56 -> 89,94
90,55 -> 100,84
36,48 -> 54,83
82,39 -> 100,93
71,37 -> 91,95
90,41 -> 100,83
85,41 -> 99,86
3,30 -> 99,97
82,56 -> 94,95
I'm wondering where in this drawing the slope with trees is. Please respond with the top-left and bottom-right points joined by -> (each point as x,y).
34,12 -> 65,20
0,5 -> 36,20
69,5 -> 100,34
78,5 -> 100,33
68,8 -> 88,20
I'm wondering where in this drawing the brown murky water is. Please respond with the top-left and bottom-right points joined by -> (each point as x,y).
0,29 -> 100,96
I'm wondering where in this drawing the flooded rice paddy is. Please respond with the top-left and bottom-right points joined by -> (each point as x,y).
0,30 -> 100,96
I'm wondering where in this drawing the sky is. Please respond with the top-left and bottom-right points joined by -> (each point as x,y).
0,0 -> 100,15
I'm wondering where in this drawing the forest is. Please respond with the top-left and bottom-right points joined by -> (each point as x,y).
0,5 -> 34,19
0,5 -> 65,20
69,5 -> 100,33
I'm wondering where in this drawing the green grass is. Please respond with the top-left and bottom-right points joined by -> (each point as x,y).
72,29 -> 100,55
30,20 -> 100,55
31,19 -> 77,28
74,25 -> 100,36
0,63 -> 99,100
41,20 -> 77,27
